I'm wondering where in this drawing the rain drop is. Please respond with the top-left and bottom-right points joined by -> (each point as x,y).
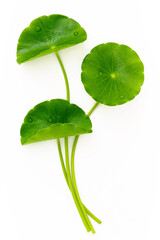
29,117 -> 33,122
74,31 -> 78,36
120,95 -> 125,99
99,72 -> 103,76
35,26 -> 41,32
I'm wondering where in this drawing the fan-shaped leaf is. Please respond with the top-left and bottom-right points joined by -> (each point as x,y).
17,14 -> 87,64
21,99 -> 92,145
81,42 -> 144,106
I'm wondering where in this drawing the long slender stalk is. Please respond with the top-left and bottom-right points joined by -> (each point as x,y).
55,51 -> 101,231
57,138 -> 68,186
70,102 -> 101,227
55,52 -> 92,231
87,102 -> 99,117
57,138 -> 101,224
64,138 -> 90,232
55,52 -> 70,102
71,136 -> 96,233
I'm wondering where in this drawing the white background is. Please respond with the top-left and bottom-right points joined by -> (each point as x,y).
0,0 -> 160,239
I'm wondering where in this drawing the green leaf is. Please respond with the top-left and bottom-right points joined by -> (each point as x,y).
17,14 -> 87,64
81,42 -> 144,106
20,99 -> 92,145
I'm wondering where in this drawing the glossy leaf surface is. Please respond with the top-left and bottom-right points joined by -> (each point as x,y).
17,14 -> 87,64
81,42 -> 144,106
21,99 -> 92,145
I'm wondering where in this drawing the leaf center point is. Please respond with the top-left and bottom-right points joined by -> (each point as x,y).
110,73 -> 116,79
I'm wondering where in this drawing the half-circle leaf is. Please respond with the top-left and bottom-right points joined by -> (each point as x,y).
81,42 -> 144,106
17,14 -> 87,64
21,99 -> 92,145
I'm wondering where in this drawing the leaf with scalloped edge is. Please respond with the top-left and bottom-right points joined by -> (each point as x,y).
81,42 -> 144,106
17,14 -> 87,64
20,99 -> 92,145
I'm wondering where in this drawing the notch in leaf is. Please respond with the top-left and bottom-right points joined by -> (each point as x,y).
17,14 -> 87,64
20,99 -> 92,145
81,42 -> 144,106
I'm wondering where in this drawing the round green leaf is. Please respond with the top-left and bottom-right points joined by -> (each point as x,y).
81,42 -> 144,106
17,14 -> 87,64
20,99 -> 92,145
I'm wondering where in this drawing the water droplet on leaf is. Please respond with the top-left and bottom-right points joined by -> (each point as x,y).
35,26 -> 41,32
120,95 -> 125,99
74,31 -> 78,36
28,117 -> 33,122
